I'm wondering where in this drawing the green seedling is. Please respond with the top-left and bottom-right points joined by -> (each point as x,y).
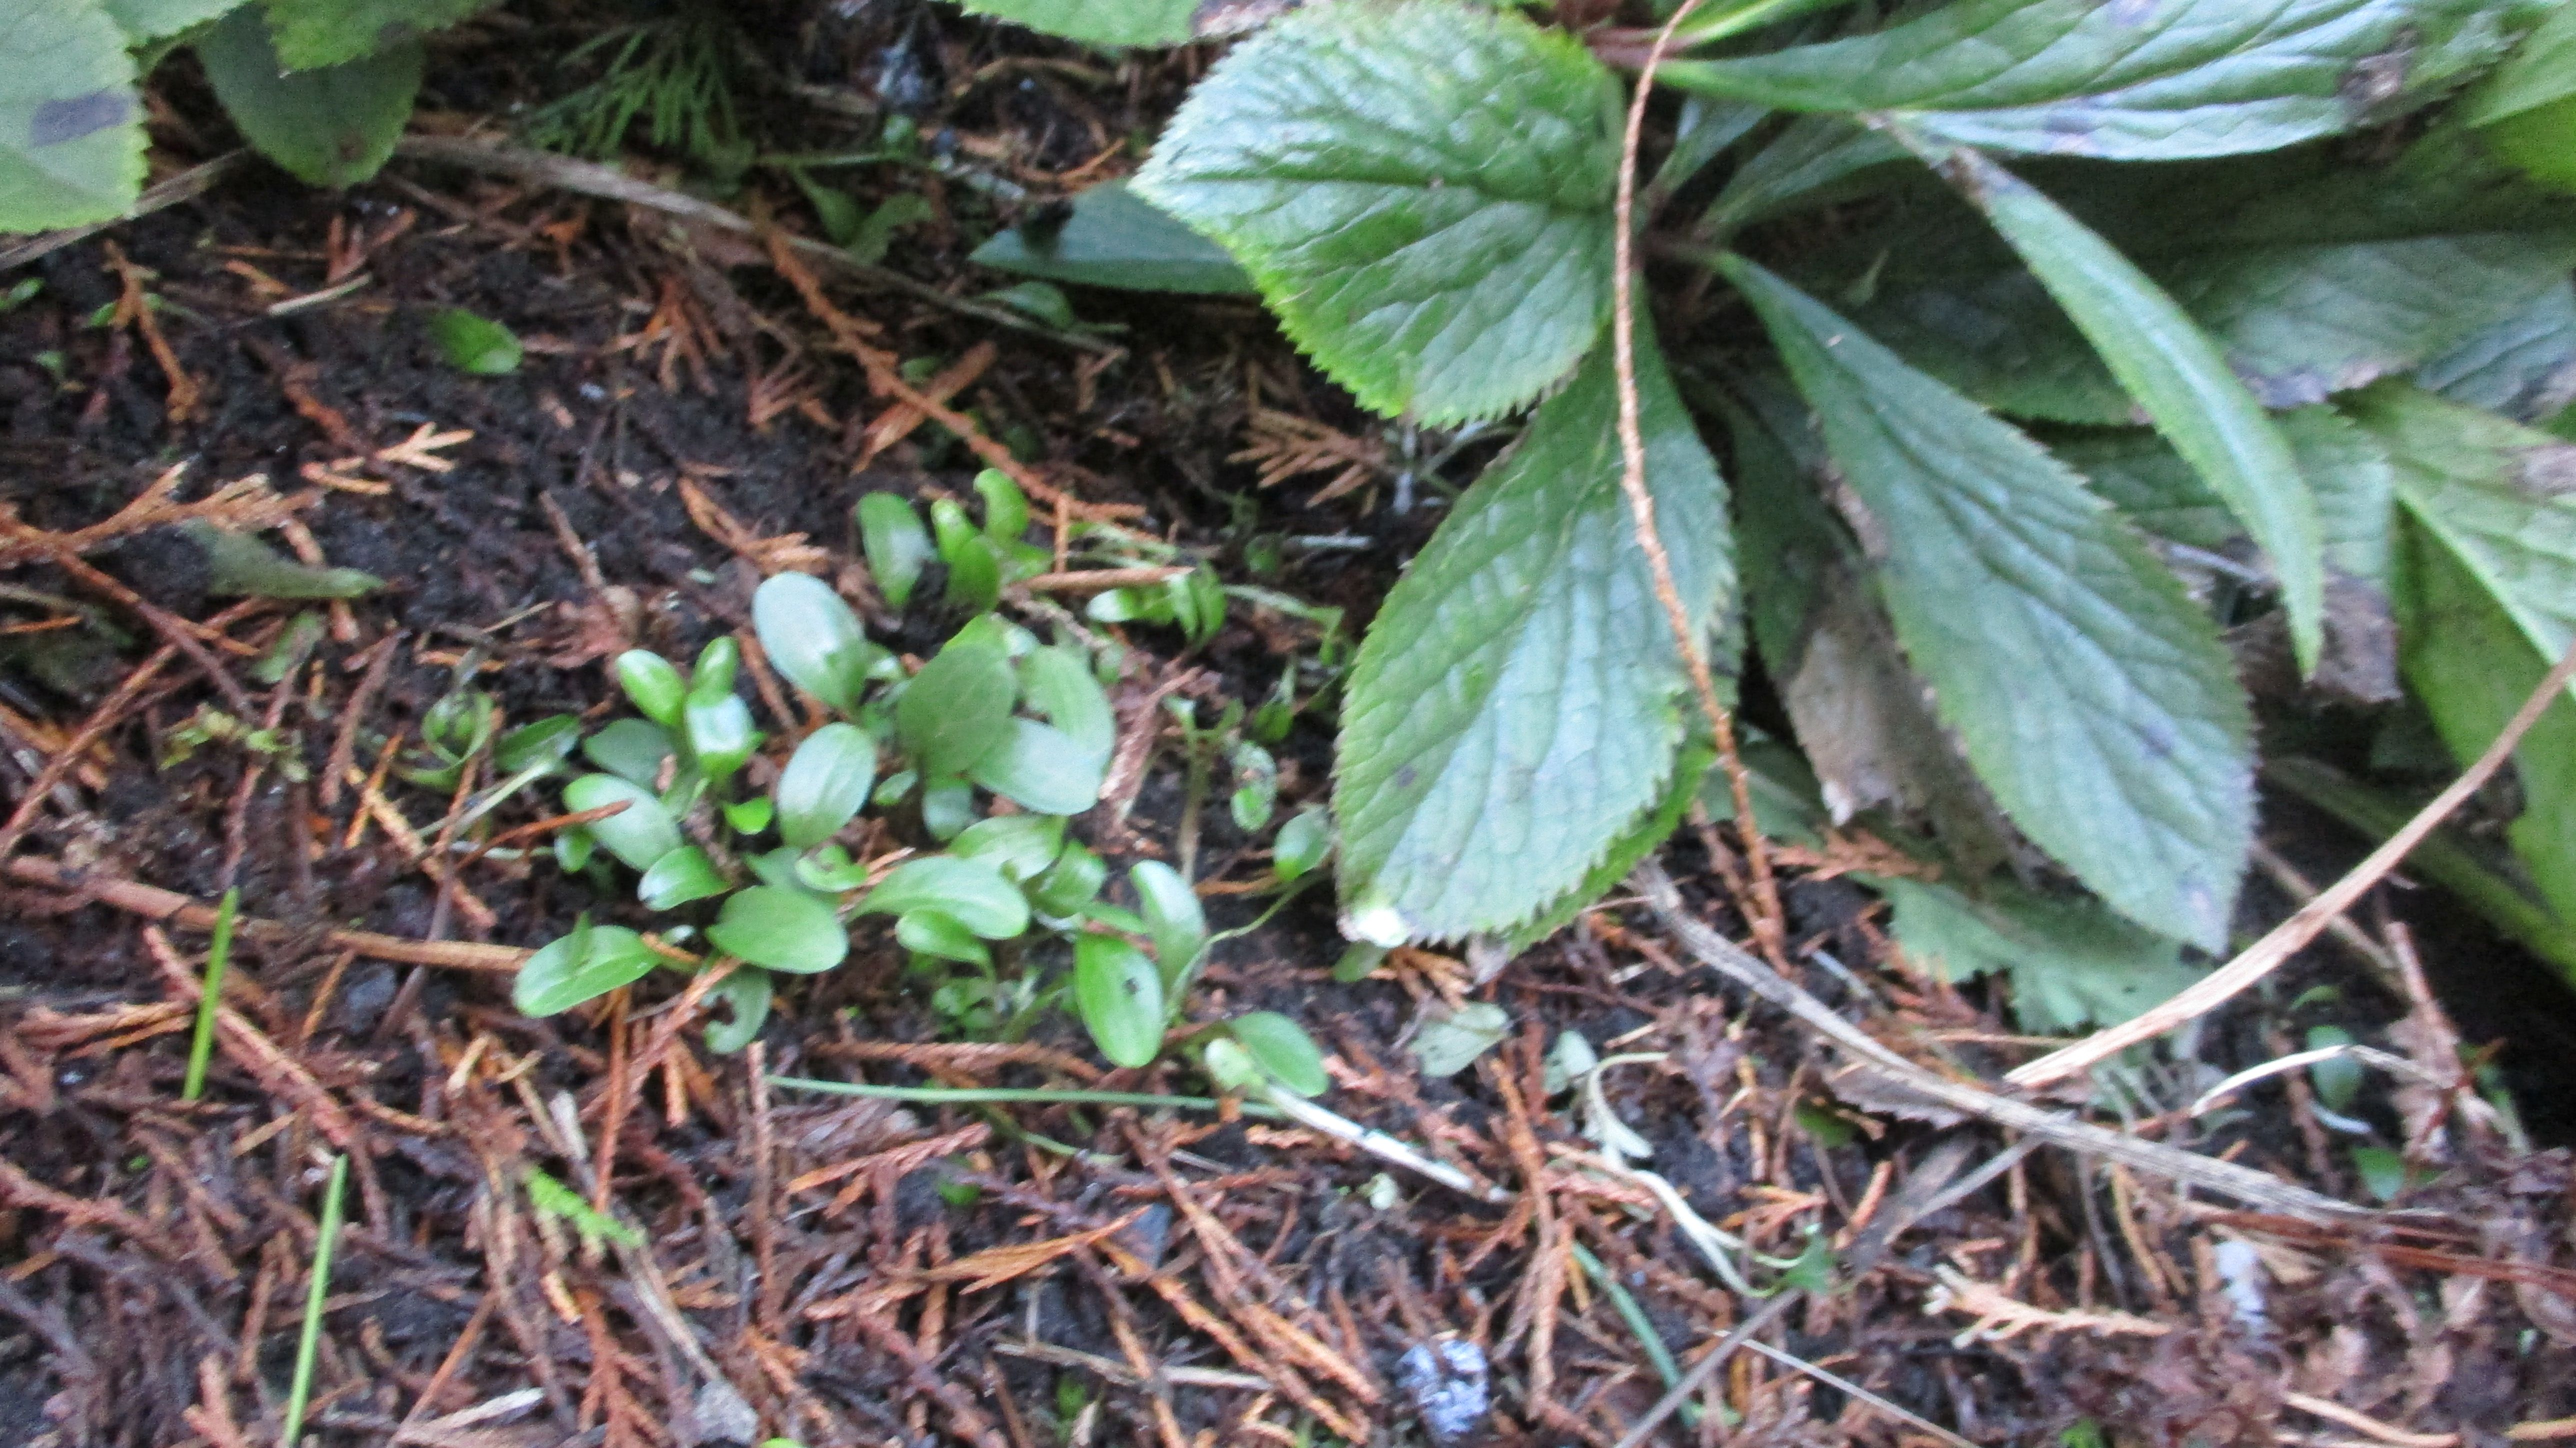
180,888 -> 238,1102
280,1152 -> 348,1448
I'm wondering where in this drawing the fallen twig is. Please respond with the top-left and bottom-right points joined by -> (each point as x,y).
2012,635 -> 2576,1088
1628,860 -> 2376,1222
0,154 -> 247,272
392,134 -> 1118,356
6,856 -> 528,972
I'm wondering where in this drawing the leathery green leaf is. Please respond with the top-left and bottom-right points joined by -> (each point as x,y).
702,968 -> 772,1054
1134,0 -> 1621,424
637,846 -> 727,910
856,856 -> 1030,939
1332,320 -> 1733,944
1228,1012 -> 1330,1098
1074,932 -> 1164,1069
775,722 -> 878,850
896,640 -> 1016,778
706,886 -> 848,974
896,909 -> 992,969
1880,876 -> 2204,1032
970,180 -> 1256,294
1728,256 -> 2252,949
1130,860 -> 1207,987
260,0 -> 498,70
858,494 -> 934,610
754,574 -> 879,716
512,922 -> 657,1017
966,719 -> 1106,816
562,774 -> 686,874
1930,144 -> 2325,671
1660,0 -> 2511,162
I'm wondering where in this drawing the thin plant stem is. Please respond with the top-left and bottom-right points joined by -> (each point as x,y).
180,888 -> 238,1102
280,1153 -> 348,1448
1570,1242 -> 1705,1428
1610,0 -> 1792,966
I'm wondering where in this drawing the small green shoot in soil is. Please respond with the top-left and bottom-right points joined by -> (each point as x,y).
280,1152 -> 348,1448
179,888 -> 237,1102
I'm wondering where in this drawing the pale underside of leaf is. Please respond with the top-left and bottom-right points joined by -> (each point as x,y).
1134,0 -> 1620,424
0,0 -> 144,230
1730,258 -> 2253,950
1332,323 -> 1734,943
1666,0 -> 2508,162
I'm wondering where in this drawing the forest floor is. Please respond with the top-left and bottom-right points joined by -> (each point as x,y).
3,5 -> 2576,1447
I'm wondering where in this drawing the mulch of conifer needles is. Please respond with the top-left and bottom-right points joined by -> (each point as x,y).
6,20 -> 2576,1448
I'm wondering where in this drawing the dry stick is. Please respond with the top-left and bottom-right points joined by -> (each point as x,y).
391,134 -> 1118,357
0,154 -> 247,272
1608,0 -> 1788,968
4,856 -> 528,972
1628,860 -> 2376,1224
2012,635 -> 2576,1090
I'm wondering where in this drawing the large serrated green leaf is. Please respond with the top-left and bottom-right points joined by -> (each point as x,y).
1880,876 -> 2204,1032
1862,228 -> 2576,426
104,0 -> 241,42
198,4 -> 419,187
258,0 -> 495,69
956,0 -> 1195,48
1333,323 -> 1734,944
1662,0 -> 2510,162
1728,257 -> 2252,950
1134,0 -> 1620,424
2060,404 -> 2396,591
0,0 -> 142,232
2416,279 -> 2576,422
2347,382 -> 2576,926
1932,146 -> 2326,670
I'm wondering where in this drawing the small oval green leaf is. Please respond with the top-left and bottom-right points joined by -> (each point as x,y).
896,640 -> 1018,778
426,306 -> 522,376
684,693 -> 760,784
1228,1011 -> 1330,1098
856,856 -> 1031,939
858,493 -> 934,610
776,722 -> 878,850
562,774 -> 685,872
952,813 -> 1066,882
896,908 -> 992,968
754,573 -> 879,716
638,846 -> 728,910
974,468 -> 1030,542
513,922 -> 657,1016
1074,932 -> 1166,1069
703,968 -> 772,1054
615,651 -> 687,726
967,718 -> 1106,816
1031,842 -> 1108,919
706,886 -> 848,974
1272,806 -> 1332,882
582,718 -> 676,789
1130,860 -> 1207,987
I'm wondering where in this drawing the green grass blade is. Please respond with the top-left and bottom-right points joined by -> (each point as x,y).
281,1152 -> 348,1448
180,888 -> 238,1102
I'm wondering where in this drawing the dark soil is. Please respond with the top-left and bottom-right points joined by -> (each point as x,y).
2,6 -> 2574,1448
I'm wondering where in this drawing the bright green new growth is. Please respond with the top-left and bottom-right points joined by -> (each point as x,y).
511,558 -> 1327,1086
